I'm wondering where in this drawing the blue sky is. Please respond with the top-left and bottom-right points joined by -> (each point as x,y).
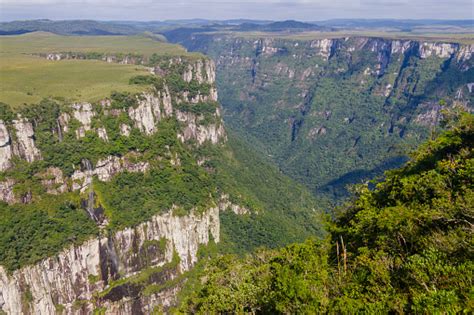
1,0 -> 473,21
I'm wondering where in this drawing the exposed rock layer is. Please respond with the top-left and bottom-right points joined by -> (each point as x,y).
0,56 -> 235,314
0,206 -> 220,314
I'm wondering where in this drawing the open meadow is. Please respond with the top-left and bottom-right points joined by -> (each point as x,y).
0,32 -> 191,108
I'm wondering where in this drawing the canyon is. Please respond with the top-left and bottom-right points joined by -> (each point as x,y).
0,40 -> 323,313
1,25 -> 472,314
168,33 -> 474,199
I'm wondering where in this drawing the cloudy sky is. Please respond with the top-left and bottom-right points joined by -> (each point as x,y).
1,0 -> 473,21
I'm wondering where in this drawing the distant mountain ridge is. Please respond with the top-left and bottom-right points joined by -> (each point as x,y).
2,19 -> 472,36
0,19 -> 141,35
237,20 -> 331,32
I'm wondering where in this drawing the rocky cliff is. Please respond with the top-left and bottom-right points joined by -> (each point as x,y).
174,33 -> 474,199
0,54 -> 225,204
0,56 -> 235,314
0,198 -> 255,314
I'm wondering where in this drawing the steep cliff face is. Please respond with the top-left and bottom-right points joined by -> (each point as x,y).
0,56 -> 225,204
0,206 -> 221,314
173,33 -> 474,199
0,56 -> 235,314
176,109 -> 226,145
0,86 -> 224,205
0,121 -> 12,171
0,119 -> 42,171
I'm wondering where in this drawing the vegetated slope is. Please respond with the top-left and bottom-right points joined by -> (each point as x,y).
205,133 -> 327,254
182,111 -> 474,314
168,32 -> 474,201
0,35 -> 324,314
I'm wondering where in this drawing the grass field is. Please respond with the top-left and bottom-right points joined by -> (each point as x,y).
0,32 -> 194,108
0,31 -> 190,55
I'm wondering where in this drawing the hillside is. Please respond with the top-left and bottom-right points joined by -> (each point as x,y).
182,111 -> 474,313
0,34 -> 323,314
166,31 -> 474,201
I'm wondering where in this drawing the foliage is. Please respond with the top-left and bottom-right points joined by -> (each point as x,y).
0,194 -> 98,272
199,132 -> 326,253
183,113 -> 474,313
185,35 -> 473,204
129,75 -> 164,90
182,239 -> 330,314
0,102 -> 14,121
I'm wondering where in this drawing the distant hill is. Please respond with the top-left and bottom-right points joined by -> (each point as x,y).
2,19 -> 472,37
0,19 -> 141,35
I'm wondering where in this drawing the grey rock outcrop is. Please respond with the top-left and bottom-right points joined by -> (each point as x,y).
0,179 -> 15,204
12,119 -> 41,163
176,110 -> 226,145
182,59 -> 216,84
128,93 -> 161,135
72,154 -> 149,193
73,102 -> 95,138
219,194 -> 250,215
310,38 -> 334,60
0,121 -> 12,171
119,124 -> 131,136
418,42 -> 457,59
391,40 -> 412,54
97,127 -> 109,142
38,167 -> 68,195
457,44 -> 474,62
0,206 -> 220,314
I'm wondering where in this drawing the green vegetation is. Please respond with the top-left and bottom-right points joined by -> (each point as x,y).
94,148 -> 215,230
88,274 -> 100,285
0,194 -> 98,272
92,307 -> 106,315
72,299 -> 88,310
181,112 -> 474,313
201,133 -> 326,253
54,303 -> 65,313
183,34 -> 473,203
0,32 -> 195,108
129,75 -> 164,88
0,42 -> 324,273
0,54 -> 148,108
0,32 -> 188,56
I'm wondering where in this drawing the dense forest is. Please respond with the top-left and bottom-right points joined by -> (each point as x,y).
179,111 -> 473,313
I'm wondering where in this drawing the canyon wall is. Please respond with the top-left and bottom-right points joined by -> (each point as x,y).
0,206 -> 219,314
176,34 -> 474,198
0,57 -> 234,314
